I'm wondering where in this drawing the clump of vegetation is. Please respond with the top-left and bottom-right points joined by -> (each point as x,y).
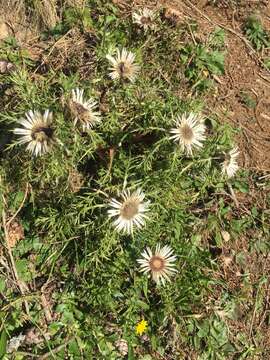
238,91 -> 257,109
180,27 -> 225,92
0,1 -> 269,359
244,15 -> 270,51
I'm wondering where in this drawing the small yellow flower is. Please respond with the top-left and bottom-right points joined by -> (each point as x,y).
135,319 -> 148,335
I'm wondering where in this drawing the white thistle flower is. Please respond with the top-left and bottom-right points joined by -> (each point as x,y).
69,88 -> 101,131
108,188 -> 150,234
132,8 -> 156,31
13,110 -> 56,156
169,112 -> 206,155
106,48 -> 140,82
222,147 -> 239,178
137,244 -> 177,285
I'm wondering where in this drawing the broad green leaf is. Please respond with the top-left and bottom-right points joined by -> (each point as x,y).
0,329 -> 7,358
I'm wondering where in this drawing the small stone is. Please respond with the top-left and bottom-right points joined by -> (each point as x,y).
0,60 -> 15,74
0,60 -> 15,73
221,230 -> 230,242
0,22 -> 11,40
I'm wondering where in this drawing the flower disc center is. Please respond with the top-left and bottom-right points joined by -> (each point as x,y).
32,127 -> 53,142
141,16 -> 151,24
118,61 -> 126,74
121,200 -> 139,220
150,256 -> 165,271
181,124 -> 193,141
72,101 -> 87,115
71,101 -> 91,123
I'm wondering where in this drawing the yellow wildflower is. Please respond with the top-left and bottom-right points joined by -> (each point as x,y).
135,319 -> 148,335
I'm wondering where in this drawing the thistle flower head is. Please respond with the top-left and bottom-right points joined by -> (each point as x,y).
132,8 -> 156,31
222,147 -> 239,178
169,112 -> 206,155
69,88 -> 101,131
108,188 -> 150,234
13,110 -> 55,156
106,48 -> 140,82
137,244 -> 177,285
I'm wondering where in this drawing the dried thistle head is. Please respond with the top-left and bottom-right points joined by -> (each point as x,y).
68,88 -> 101,131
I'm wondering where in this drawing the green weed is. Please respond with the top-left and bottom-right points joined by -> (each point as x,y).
0,2 -> 269,359
244,15 -> 270,51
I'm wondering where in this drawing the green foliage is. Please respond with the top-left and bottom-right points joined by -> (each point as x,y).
0,329 -> 7,358
239,91 -> 257,109
190,317 -> 234,359
244,15 -> 270,51
0,2 -> 269,359
180,28 -> 225,92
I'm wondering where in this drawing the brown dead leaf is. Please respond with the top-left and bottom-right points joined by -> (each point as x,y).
108,148 -> 115,173
33,0 -> 59,29
164,7 -> 183,24
112,0 -> 128,9
40,293 -> 52,323
222,255 -> 233,267
7,218 -> 24,248
66,0 -> 86,6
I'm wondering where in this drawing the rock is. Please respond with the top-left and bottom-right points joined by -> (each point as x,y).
221,230 -> 230,242
0,22 -> 11,40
